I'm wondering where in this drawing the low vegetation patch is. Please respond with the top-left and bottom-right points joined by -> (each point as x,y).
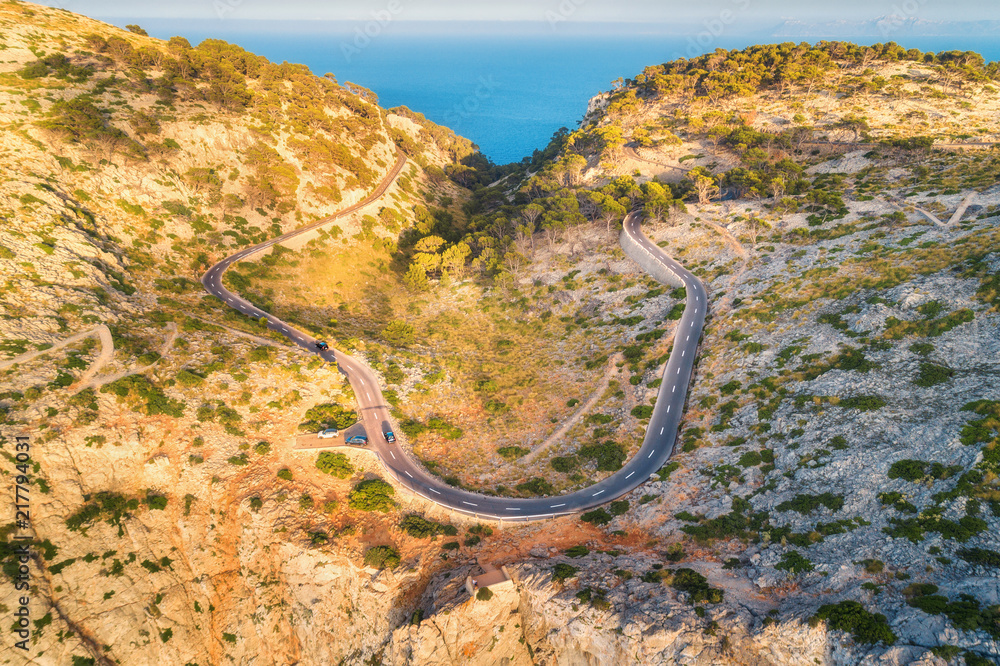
400,514 -> 457,538
315,451 -> 354,479
363,545 -> 400,570
776,493 -> 844,514
348,479 -> 396,512
811,601 -> 897,645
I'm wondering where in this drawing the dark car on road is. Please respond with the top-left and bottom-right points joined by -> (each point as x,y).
315,341 -> 329,351
383,431 -> 395,443
345,435 -> 368,445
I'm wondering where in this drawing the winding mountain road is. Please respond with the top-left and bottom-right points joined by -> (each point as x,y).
203,154 -> 707,521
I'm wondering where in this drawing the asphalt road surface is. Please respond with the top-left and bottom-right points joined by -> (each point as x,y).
203,156 -> 707,521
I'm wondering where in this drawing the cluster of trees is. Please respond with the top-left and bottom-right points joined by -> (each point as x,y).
401,126 -> 697,287
29,30 -> 393,214
628,41 -> 999,105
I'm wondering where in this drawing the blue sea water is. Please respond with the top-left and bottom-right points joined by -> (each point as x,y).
115,20 -> 1000,165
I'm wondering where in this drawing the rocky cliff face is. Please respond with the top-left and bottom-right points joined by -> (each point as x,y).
2,4 -> 1000,666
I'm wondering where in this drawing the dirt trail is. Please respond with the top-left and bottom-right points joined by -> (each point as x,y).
624,146 -> 690,175
73,325 -> 114,387
513,354 -> 622,467
691,211 -> 749,314
184,315 -> 294,348
0,324 -> 112,372
82,322 -> 178,391
947,193 -> 977,225
914,206 -> 948,228
700,217 -> 748,260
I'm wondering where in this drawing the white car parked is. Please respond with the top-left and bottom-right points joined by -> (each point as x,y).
317,428 -> 339,439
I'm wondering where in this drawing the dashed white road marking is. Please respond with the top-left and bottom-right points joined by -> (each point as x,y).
625,471 -> 635,479
550,503 -> 566,508
430,488 -> 441,495
660,427 -> 664,434
463,501 -> 478,507
672,385 -> 676,393
507,507 -> 521,511
593,489 -> 605,497
389,451 -> 395,460
648,449 -> 655,458
667,405 -> 671,413
405,471 -> 413,478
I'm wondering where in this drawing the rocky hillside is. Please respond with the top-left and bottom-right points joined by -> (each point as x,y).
0,4 -> 999,665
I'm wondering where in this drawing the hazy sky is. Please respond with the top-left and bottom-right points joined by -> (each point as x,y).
33,0 -> 1000,23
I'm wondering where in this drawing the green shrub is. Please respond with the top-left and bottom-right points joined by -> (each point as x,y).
887,459 -> 928,482
298,402 -> 357,432
720,381 -> 741,396
100,374 -> 185,418
516,477 -> 554,495
609,500 -> 629,516
838,395 -> 886,411
657,462 -> 681,480
776,493 -> 843,514
476,586 -> 494,601
348,479 -> 396,512
581,509 -> 613,526
277,468 -> 293,481
175,369 -> 205,388
551,456 -> 578,473
631,405 -> 654,419
400,514 -> 451,538
775,550 -> 815,574
737,451 -> 762,467
670,568 -> 724,604
145,494 -> 168,511
812,601 -> 896,645
552,563 -> 578,583
957,548 -> 1000,569
498,446 -> 530,461
315,451 -> 354,479
65,492 -> 139,532
565,545 -> 589,558
382,321 -> 415,345
364,545 -> 400,569
578,442 -> 625,471
914,362 -> 954,387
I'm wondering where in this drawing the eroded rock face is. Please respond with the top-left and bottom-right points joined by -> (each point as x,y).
382,559 -> 833,666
